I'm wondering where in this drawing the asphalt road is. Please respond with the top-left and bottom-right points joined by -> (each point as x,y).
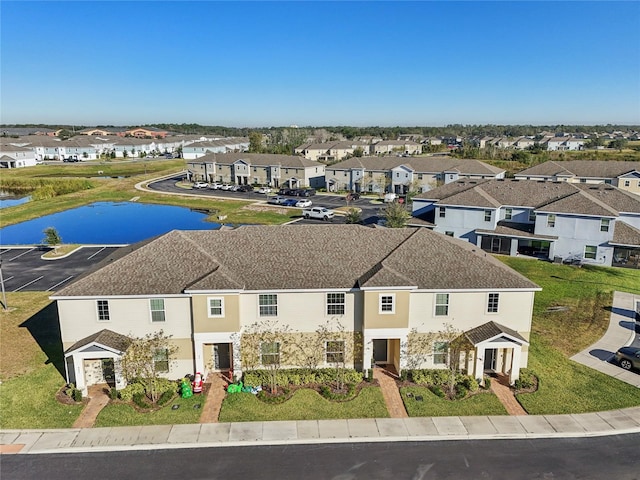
0,246 -> 121,292
147,176 -> 386,224
3,436 -> 639,479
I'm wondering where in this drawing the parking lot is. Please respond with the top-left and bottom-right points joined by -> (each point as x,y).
0,246 -> 121,293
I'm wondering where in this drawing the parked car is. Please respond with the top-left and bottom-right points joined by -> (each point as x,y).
192,182 -> 209,189
220,184 -> 233,191
346,192 -> 361,201
63,157 -> 79,163
236,185 -> 254,192
384,192 -> 397,203
299,188 -> 316,197
615,346 -> 640,371
278,188 -> 295,196
282,198 -> 298,207
296,199 -> 312,208
257,187 -> 272,194
303,206 -> 335,221
267,196 -> 286,205
208,183 -> 221,190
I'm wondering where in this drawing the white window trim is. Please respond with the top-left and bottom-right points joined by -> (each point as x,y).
149,298 -> 166,323
258,293 -> 278,317
326,293 -> 346,316
487,293 -> 500,314
207,297 -> 225,318
96,300 -> 110,322
584,245 -> 597,260
434,293 -> 450,317
324,340 -> 345,365
379,293 -> 395,314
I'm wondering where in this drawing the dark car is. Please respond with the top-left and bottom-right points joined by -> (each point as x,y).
346,192 -> 361,201
281,198 -> 298,207
298,188 -> 316,197
614,346 -> 640,371
236,185 -> 254,192
278,188 -> 294,196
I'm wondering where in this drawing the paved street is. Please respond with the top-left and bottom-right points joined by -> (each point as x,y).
0,246 -> 121,292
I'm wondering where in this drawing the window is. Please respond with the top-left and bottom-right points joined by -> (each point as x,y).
624,180 -> 630,187
260,342 -> 280,365
97,300 -> 110,321
600,218 -> 610,232
379,294 -> 395,314
584,245 -> 597,260
433,342 -> 448,364
153,348 -> 169,372
547,214 -> 556,228
417,174 -> 423,180
445,231 -> 454,237
580,178 -> 586,183
484,210 -> 492,222
208,297 -> 224,317
435,293 -> 449,316
259,294 -> 278,316
487,293 -> 499,313
505,208 -> 512,220
327,293 -> 345,316
439,206 -> 446,218
528,210 -> 536,222
150,299 -> 165,322
325,340 -> 345,363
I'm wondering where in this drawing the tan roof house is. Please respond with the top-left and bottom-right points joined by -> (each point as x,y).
51,225 -> 539,394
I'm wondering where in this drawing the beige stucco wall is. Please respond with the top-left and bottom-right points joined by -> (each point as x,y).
363,291 -> 410,329
192,294 -> 240,333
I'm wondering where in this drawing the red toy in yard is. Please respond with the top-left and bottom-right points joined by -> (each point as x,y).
192,372 -> 203,394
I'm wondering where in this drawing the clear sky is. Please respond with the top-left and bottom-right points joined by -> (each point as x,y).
1,1 -> 639,127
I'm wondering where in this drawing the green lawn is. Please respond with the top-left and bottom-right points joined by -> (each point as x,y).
219,387 -> 389,422
400,387 -> 508,417
94,394 -> 204,427
499,258 -> 640,414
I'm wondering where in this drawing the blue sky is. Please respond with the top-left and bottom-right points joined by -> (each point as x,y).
1,1 -> 639,127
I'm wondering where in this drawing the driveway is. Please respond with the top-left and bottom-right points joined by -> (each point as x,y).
0,246 -> 121,292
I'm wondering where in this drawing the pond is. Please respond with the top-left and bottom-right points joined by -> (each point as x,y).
0,195 -> 31,209
0,201 -> 221,245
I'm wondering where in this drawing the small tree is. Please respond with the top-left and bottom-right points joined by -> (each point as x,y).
42,227 -> 62,253
316,318 -> 362,391
344,207 -> 362,224
242,318 -> 294,394
382,201 -> 410,228
437,323 -> 469,399
120,330 -> 177,403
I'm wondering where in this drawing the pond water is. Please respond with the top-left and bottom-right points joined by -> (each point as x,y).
0,196 -> 31,209
0,201 -> 221,245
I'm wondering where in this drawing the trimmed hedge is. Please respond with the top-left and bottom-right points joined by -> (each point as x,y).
243,368 -> 363,387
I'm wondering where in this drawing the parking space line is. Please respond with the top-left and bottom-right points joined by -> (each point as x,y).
8,248 -> 36,261
48,276 -> 74,291
13,276 -> 44,292
87,247 -> 106,260
3,275 -> 15,282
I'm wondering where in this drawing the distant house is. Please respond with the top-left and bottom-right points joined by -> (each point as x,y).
412,179 -> 640,268
515,160 -> 640,196
51,225 -> 540,395
372,140 -> 421,156
182,138 -> 249,160
0,143 -> 38,168
513,137 -> 535,150
296,140 -> 370,162
79,127 -> 126,136
125,127 -> 169,139
325,156 -> 505,194
187,152 -> 325,189
546,137 -> 585,151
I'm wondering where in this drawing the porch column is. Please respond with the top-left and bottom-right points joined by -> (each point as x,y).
509,346 -> 522,385
476,235 -> 483,248
194,339 -> 205,375
232,340 -> 242,379
363,339 -> 373,371
510,238 -> 519,256
474,345 -> 486,383
73,355 -> 87,394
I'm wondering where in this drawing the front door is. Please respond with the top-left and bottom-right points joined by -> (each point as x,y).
102,359 -> 115,387
373,339 -> 388,364
484,348 -> 497,371
213,343 -> 231,370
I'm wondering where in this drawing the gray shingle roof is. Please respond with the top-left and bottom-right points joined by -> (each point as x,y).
65,329 -> 131,354
464,321 -> 528,345
53,225 -> 539,297
194,152 -> 319,168
611,221 -> 640,247
517,160 -> 640,179
330,157 -> 504,176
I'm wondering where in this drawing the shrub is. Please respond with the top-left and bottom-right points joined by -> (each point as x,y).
157,390 -> 175,406
461,375 -> 479,393
514,369 -> 538,391
71,388 -> 83,402
119,382 -> 145,402
256,388 -> 290,404
366,369 -> 374,383
319,383 -> 356,401
109,387 -> 119,400
454,384 -> 468,400
429,385 -> 445,398
133,393 -> 152,409
483,376 -> 492,389
411,369 -> 450,386
243,368 -> 364,387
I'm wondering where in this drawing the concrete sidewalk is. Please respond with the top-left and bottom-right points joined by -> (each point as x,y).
2,406 -> 639,455
571,291 -> 640,387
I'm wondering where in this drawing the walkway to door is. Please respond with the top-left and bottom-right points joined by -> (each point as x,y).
72,384 -> 111,428
489,374 -> 527,416
373,366 -> 408,418
199,373 -> 230,423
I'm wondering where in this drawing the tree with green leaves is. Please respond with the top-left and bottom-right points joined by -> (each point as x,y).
316,318 -> 362,392
249,131 -> 264,153
42,227 -> 62,252
437,323 -> 470,399
382,201 -> 410,228
344,207 -> 362,224
353,147 -> 364,157
119,330 -> 178,403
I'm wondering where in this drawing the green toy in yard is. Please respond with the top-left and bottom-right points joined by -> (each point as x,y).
181,378 -> 193,398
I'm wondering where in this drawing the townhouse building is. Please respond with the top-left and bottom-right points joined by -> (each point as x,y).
296,140 -> 370,162
373,140 -> 421,156
182,138 -> 249,160
51,225 -> 540,395
515,160 -> 640,196
325,156 -> 505,194
0,142 -> 38,168
412,179 -> 640,268
187,152 -> 325,189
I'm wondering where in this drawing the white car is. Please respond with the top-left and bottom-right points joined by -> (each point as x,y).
192,182 -> 209,189
257,187 -> 272,194
220,184 -> 232,191
295,199 -> 312,208
208,183 -> 221,190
